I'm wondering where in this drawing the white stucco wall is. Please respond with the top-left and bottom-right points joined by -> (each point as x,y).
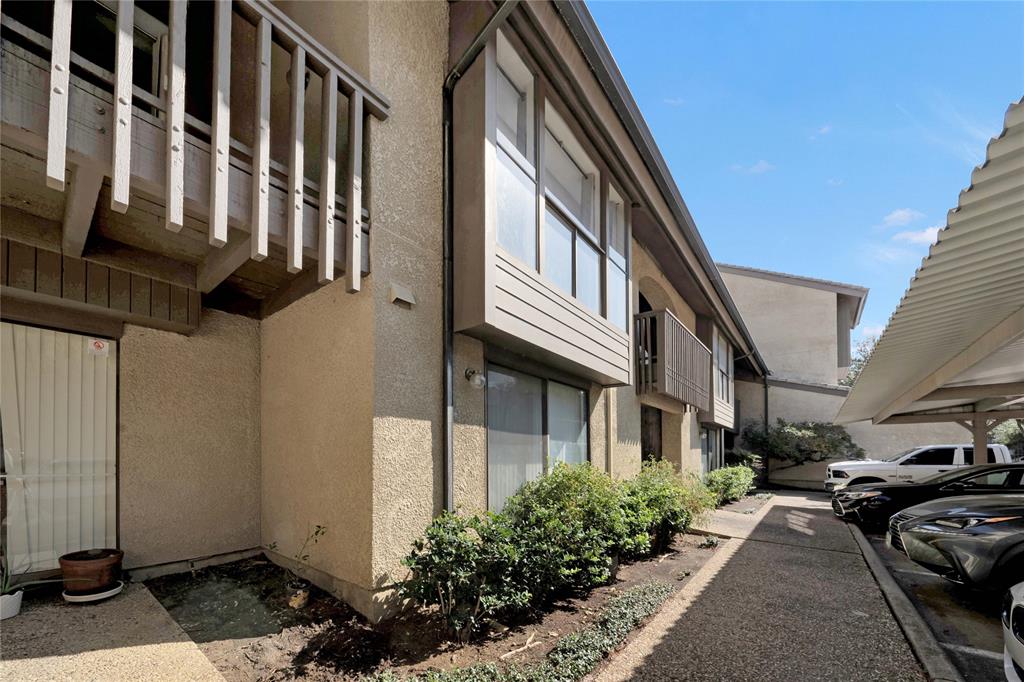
722,272 -> 839,385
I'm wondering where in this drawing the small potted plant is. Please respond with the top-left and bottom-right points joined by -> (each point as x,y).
285,525 -> 326,609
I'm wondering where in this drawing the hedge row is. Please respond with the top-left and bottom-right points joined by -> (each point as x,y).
400,462 -> 715,641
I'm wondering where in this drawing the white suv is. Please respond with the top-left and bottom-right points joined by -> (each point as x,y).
824,444 -> 1013,491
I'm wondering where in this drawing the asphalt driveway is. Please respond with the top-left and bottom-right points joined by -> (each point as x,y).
597,492 -> 926,682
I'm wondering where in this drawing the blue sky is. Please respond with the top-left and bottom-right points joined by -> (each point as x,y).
587,1 -> 1024,340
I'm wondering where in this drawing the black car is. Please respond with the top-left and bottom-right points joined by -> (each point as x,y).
832,463 -> 1024,527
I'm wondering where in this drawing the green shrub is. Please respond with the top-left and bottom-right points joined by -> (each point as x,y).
618,462 -> 715,558
742,419 -> 864,468
502,463 -> 628,601
401,512 -> 531,641
704,466 -> 755,505
724,447 -> 761,470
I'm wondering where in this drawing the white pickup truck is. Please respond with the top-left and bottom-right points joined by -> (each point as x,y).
824,444 -> 1013,491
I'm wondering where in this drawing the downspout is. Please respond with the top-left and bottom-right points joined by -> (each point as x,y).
442,1 -> 520,512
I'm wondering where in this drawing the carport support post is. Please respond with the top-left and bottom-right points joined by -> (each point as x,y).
971,419 -> 988,465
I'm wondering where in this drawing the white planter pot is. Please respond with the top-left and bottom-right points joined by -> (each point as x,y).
1,590 -> 23,620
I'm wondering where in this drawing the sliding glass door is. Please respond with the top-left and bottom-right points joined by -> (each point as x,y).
486,366 -> 588,511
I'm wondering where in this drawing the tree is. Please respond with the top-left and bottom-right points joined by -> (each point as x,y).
993,419 -> 1024,460
840,335 -> 878,387
742,419 -> 865,470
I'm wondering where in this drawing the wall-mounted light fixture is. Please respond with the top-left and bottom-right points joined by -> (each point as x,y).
465,368 -> 487,389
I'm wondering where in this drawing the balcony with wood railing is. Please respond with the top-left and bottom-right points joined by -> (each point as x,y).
0,0 -> 389,330
635,309 -> 711,412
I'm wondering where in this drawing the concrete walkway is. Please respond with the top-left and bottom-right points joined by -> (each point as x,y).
596,491 -> 926,682
0,583 -> 224,681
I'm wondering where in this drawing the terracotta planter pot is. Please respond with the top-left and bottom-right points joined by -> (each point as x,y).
59,548 -> 123,595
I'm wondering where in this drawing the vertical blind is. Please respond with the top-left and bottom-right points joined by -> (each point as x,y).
1,323 -> 117,573
486,366 -> 587,512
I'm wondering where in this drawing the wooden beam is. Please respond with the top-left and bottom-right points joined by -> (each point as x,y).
208,0 -> 231,247
317,70 -> 337,283
110,0 -> 134,213
250,17 -> 271,261
287,44 -> 306,273
46,0 -> 72,191
197,236 -> 251,293
879,409 -> 1024,425
164,0 -> 187,232
61,165 -> 104,257
875,306 -> 1024,422
346,92 -> 364,292
921,382 -> 1024,402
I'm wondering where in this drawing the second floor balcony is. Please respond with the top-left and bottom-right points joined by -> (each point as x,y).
635,309 -> 711,413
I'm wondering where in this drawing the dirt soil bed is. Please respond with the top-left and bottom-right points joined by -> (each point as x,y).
146,535 -> 719,681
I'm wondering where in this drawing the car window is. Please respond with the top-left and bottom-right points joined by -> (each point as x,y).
962,470 -> 1011,487
901,448 -> 956,466
961,447 -> 998,464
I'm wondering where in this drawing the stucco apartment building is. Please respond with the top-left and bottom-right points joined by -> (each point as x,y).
0,0 -> 767,621
719,264 -> 963,489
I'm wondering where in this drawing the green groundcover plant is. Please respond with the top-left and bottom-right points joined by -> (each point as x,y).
704,466 -> 755,505
370,581 -> 674,682
400,463 -> 715,642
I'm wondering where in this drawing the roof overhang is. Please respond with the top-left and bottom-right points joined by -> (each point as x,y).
836,98 -> 1024,427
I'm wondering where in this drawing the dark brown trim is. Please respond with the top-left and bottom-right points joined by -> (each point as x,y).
1,293 -> 125,339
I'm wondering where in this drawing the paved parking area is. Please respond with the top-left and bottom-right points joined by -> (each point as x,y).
865,533 -> 1005,681
599,492 -> 926,681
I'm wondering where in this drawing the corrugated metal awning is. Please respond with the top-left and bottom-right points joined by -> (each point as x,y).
836,98 -> 1024,425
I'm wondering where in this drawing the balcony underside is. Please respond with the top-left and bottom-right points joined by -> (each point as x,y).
1,35 -> 369,327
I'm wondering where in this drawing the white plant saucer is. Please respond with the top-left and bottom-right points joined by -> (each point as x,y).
62,581 -> 124,603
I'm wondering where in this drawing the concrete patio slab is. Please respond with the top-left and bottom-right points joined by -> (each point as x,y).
0,583 -> 224,682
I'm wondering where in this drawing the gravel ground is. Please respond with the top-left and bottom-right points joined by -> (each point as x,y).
598,493 -> 926,682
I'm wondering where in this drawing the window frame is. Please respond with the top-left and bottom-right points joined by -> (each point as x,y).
484,359 -> 591,511
491,29 -> 631,328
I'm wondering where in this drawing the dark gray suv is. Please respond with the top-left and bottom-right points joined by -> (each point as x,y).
888,494 -> 1024,587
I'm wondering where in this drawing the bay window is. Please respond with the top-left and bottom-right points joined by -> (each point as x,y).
486,365 -> 589,511
492,29 -> 629,329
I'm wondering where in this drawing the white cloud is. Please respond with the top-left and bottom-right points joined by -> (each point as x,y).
826,178 -> 844,187
892,225 -> 940,245
663,96 -> 686,107
730,160 -> 776,175
866,243 -> 920,264
809,124 -> 832,140
856,323 -> 885,340
882,208 -> 925,227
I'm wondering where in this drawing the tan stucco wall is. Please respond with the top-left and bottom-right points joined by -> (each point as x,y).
366,0 -> 448,597
452,334 -> 487,514
633,241 -> 696,330
722,273 -> 839,385
734,379 -> 967,489
260,281 -> 376,606
119,310 -> 260,569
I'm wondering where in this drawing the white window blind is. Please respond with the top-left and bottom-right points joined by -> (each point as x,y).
1,323 -> 117,573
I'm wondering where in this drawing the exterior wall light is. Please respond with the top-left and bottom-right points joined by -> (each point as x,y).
465,368 -> 487,389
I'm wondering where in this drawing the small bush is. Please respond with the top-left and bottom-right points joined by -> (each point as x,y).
619,462 -> 716,558
704,466 -> 755,505
401,512 -> 531,641
502,463 -> 628,601
724,447 -> 761,470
